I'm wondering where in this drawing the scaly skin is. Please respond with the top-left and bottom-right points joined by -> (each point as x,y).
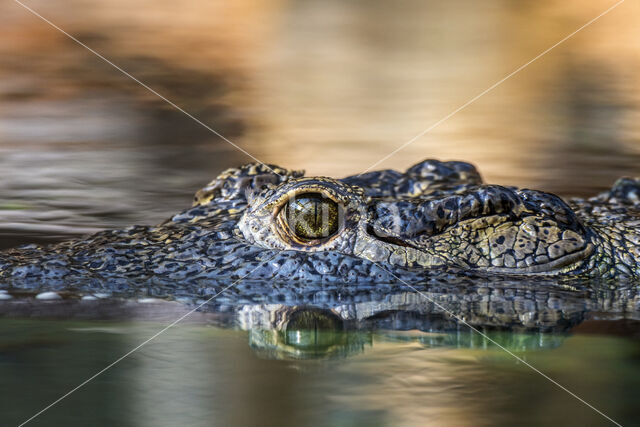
0,159 -> 638,291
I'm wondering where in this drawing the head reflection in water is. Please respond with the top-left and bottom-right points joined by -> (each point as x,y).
248,308 -> 372,360
235,282 -> 602,362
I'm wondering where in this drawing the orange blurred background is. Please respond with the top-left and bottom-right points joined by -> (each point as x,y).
0,0 -> 639,243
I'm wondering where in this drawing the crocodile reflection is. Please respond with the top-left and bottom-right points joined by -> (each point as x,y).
0,279 -> 638,360
242,306 -> 570,361
231,282 -> 640,360
244,308 -> 373,360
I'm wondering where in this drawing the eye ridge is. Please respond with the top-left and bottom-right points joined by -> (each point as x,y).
284,192 -> 340,241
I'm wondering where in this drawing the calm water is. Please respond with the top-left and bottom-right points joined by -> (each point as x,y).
2,312 -> 640,427
1,0 -> 640,425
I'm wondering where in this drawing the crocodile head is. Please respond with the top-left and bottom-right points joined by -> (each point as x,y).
1,159 -> 638,288
236,161 -> 593,275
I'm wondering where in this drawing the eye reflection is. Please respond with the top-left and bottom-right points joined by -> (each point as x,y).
284,193 -> 339,240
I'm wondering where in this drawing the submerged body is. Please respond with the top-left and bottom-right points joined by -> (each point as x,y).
0,159 -> 639,290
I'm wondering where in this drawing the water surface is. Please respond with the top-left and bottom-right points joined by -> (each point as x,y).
2,312 -> 640,427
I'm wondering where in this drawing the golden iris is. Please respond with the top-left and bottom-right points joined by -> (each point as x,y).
284,193 -> 339,240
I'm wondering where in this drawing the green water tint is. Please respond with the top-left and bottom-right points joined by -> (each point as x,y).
248,308 -> 567,360
0,203 -> 32,210
1,318 -> 638,426
249,329 -> 565,360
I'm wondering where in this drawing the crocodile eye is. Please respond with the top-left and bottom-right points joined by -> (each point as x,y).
284,193 -> 339,240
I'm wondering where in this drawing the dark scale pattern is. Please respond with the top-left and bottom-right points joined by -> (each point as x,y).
0,159 -> 639,296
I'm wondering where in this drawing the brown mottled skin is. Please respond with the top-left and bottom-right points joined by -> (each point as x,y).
0,159 -> 639,292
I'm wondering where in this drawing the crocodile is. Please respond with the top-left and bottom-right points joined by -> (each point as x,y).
0,159 -> 639,292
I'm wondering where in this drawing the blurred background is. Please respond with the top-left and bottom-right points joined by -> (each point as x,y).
0,0 -> 639,248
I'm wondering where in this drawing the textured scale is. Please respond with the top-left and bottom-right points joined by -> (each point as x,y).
0,159 -> 638,294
